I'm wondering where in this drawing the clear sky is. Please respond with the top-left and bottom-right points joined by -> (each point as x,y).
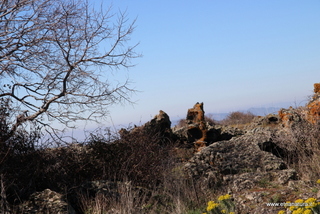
88,0 -> 320,128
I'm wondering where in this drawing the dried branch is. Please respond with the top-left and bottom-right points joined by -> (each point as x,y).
0,0 -> 140,141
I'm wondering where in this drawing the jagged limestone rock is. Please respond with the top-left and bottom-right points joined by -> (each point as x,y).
186,102 -> 208,151
119,110 -> 173,145
185,131 -> 296,191
306,83 -> 320,124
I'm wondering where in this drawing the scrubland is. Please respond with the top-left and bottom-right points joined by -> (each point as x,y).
1,109 -> 320,214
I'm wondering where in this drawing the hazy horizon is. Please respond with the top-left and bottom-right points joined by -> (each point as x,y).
56,0 -> 320,138
66,98 -> 308,142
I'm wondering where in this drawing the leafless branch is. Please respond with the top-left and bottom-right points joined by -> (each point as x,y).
0,0 -> 140,141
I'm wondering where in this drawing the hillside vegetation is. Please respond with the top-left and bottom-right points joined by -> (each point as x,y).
1,84 -> 320,214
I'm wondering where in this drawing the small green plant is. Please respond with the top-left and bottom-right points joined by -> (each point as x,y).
257,177 -> 272,188
270,194 -> 282,203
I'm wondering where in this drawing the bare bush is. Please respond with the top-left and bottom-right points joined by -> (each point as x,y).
89,128 -> 175,187
205,114 -> 217,126
78,165 -> 207,214
273,118 -> 320,181
220,111 -> 255,125
0,126 -> 176,206
1,122 -> 215,213
175,119 -> 187,128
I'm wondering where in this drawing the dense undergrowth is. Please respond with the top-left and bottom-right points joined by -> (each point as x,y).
0,109 -> 205,213
273,109 -> 320,181
1,107 -> 320,213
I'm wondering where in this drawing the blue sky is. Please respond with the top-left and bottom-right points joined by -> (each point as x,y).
89,0 -> 320,128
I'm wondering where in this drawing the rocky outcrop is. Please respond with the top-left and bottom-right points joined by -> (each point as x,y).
249,114 -> 280,127
144,110 -> 172,136
306,83 -> 320,124
278,106 -> 302,127
5,84 -> 320,214
314,83 -> 320,94
183,110 -> 311,213
210,124 -> 244,141
173,104 -> 245,150
279,83 -> 320,126
184,130 -> 296,191
119,110 -> 173,144
186,102 -> 208,151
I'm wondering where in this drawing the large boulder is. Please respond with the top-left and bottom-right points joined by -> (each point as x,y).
278,106 -> 302,127
184,130 -> 297,191
119,110 -> 173,145
144,110 -> 172,135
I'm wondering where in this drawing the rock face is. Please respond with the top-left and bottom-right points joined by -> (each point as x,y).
144,110 -> 171,136
278,106 -> 302,127
314,83 -> 320,94
306,83 -> 320,124
279,83 -> 320,126
119,110 -> 173,144
186,102 -> 208,151
184,129 -> 296,190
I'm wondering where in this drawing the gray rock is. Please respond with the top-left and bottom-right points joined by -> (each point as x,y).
185,131 -> 295,191
120,110 -> 174,145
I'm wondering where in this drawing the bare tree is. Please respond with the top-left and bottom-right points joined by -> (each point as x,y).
0,0 -> 140,141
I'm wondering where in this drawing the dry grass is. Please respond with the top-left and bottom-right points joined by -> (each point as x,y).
79,181 -> 139,214
273,111 -> 320,181
78,169 -> 209,214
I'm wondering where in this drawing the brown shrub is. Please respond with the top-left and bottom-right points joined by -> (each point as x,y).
175,115 -> 216,129
220,111 -> 255,125
205,114 -> 217,126
78,165 -> 208,214
87,128 -> 175,187
1,126 -> 178,210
